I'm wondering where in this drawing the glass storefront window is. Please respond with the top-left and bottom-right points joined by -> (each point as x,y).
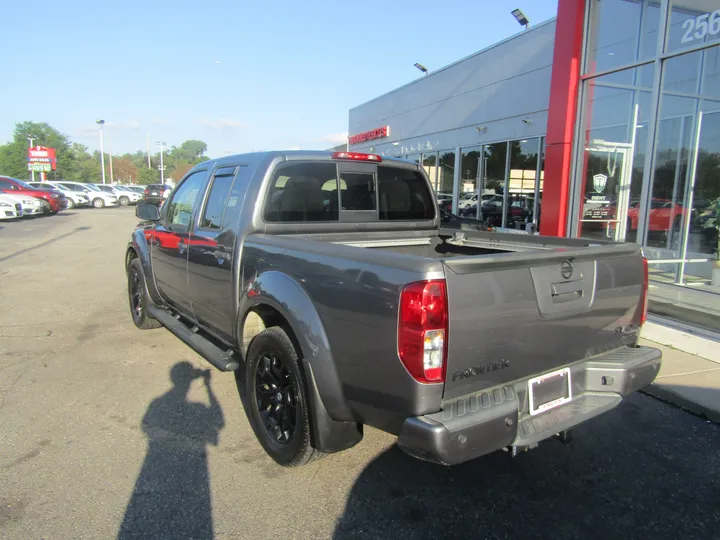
506,139 -> 540,229
666,1 -> 720,54
472,142 -> 508,225
422,152 -> 438,192
643,47 -> 720,284
458,147 -> 482,217
438,151 -> 455,213
575,66 -> 655,242
585,0 -> 661,75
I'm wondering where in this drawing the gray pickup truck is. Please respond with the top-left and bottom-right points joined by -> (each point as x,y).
126,150 -> 661,467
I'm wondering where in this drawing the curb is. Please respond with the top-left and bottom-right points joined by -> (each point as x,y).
642,384 -> 720,425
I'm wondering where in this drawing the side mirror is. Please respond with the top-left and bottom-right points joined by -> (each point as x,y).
136,202 -> 160,221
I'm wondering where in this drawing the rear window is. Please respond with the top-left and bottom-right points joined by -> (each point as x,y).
263,162 -> 435,223
377,166 -> 435,220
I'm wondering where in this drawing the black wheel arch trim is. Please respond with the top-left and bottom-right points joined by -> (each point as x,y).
127,229 -> 163,306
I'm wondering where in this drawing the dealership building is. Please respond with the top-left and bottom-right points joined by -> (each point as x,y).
347,0 -> 720,302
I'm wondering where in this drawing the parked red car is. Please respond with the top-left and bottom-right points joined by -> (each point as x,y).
627,199 -> 688,233
0,176 -> 68,214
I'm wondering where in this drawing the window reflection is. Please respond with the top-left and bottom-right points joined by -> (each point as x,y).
585,0 -> 661,75
577,67 -> 655,242
666,0 -> 720,54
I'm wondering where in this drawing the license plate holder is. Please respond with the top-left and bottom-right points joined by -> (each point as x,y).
528,367 -> 572,416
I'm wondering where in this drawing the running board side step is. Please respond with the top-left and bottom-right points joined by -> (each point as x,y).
147,305 -> 239,372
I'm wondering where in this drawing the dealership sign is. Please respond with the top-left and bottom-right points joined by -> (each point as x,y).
348,126 -> 390,145
27,146 -> 57,172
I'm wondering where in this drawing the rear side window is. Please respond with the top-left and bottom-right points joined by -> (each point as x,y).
377,166 -> 435,220
264,163 -> 338,222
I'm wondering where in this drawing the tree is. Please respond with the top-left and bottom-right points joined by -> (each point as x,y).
167,161 -> 193,182
137,168 -> 160,185
113,157 -> 138,183
0,121 -> 77,180
70,143 -> 101,182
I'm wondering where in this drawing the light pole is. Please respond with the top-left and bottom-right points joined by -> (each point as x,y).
156,141 -> 166,183
27,135 -> 37,182
511,8 -> 530,30
97,120 -> 106,184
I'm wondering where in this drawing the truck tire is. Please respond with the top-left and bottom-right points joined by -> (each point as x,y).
245,327 -> 323,467
127,258 -> 161,330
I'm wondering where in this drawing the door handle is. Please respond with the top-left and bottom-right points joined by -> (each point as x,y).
213,249 -> 231,263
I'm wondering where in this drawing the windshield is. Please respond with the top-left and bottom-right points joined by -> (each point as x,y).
97,185 -> 115,193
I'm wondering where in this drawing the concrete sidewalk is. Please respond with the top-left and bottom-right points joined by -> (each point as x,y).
639,325 -> 720,423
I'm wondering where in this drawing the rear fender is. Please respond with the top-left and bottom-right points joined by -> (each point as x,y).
239,270 -> 361,452
127,228 -> 163,305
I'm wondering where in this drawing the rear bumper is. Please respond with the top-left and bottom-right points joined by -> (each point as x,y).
397,346 -> 661,466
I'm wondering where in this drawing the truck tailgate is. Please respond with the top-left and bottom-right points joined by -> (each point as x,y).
440,243 -> 645,400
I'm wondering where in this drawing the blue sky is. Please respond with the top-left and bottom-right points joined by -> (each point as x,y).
1,0 -> 558,158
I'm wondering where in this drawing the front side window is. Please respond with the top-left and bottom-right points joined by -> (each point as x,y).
165,171 -> 208,228
0,179 -> 17,190
264,162 -> 338,222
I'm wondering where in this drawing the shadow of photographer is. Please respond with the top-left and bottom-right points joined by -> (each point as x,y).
118,361 -> 224,540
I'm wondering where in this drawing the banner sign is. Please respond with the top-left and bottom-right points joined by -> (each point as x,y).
27,146 -> 57,172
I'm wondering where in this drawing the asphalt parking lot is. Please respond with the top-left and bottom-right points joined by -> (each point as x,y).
1,207 -> 720,540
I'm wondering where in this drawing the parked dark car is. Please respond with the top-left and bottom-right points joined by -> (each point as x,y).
0,176 -> 67,213
126,150 -> 659,469
142,184 -> 173,205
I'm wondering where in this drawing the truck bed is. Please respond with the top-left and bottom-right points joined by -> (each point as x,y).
248,229 -> 644,404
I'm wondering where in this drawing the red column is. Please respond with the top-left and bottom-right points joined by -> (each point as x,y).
540,0 -> 586,237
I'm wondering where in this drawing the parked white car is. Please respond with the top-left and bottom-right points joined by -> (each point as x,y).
29,182 -> 90,209
55,182 -> 118,208
0,194 -> 23,219
93,184 -> 141,206
0,193 -> 45,217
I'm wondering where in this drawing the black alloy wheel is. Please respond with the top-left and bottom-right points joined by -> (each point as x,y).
243,327 -> 322,467
255,352 -> 298,444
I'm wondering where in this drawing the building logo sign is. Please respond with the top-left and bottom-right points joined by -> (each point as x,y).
348,126 -> 390,145
27,146 -> 57,172
593,173 -> 607,194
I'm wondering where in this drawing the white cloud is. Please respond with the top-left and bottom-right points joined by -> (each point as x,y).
197,118 -> 247,129
213,60 -> 221,64
319,132 -> 348,144
150,117 -> 168,125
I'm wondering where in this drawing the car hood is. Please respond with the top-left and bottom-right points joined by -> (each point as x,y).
0,193 -> 40,204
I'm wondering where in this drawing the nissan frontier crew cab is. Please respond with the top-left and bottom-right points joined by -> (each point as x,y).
126,150 -> 661,467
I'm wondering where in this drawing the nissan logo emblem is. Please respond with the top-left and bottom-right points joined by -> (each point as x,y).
560,261 -> 573,280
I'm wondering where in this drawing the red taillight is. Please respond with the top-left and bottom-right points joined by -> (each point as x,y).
332,151 -> 382,162
144,189 -> 149,194
398,280 -> 448,383
639,257 -> 649,325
